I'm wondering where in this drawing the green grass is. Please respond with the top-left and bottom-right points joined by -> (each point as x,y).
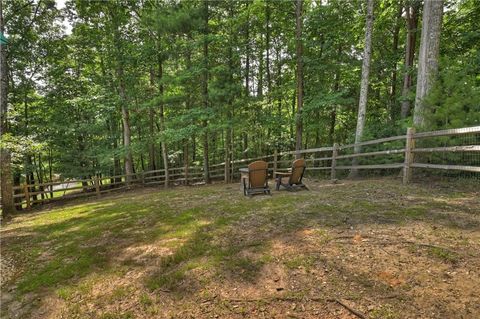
427,246 -> 459,263
1,179 -> 479,318
284,255 -> 316,270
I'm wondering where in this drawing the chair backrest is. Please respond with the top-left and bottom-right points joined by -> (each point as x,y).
289,159 -> 306,185
248,161 -> 268,188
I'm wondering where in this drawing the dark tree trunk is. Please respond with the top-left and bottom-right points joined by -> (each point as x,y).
329,45 -> 342,145
148,68 -> 157,171
245,2 -> 250,97
0,0 -> 14,215
390,2 -> 403,121
202,0 -> 210,183
265,0 -> 272,99
157,57 -> 169,187
257,33 -> 263,97
294,0 -> 304,159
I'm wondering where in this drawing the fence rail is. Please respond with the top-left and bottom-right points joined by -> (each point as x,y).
10,125 -> 480,210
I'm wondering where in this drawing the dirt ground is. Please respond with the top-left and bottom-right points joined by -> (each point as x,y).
1,178 -> 479,319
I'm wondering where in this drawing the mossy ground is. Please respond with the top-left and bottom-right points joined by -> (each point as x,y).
1,178 -> 479,318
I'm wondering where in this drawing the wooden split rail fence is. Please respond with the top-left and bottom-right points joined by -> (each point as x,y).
11,126 -> 480,209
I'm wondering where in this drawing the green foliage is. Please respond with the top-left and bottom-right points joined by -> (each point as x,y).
423,58 -> 480,129
3,0 -> 478,184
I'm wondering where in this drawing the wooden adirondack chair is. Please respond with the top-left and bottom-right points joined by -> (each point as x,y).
242,161 -> 271,196
275,158 -> 308,191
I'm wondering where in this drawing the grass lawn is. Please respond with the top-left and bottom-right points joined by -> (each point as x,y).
1,178 -> 479,319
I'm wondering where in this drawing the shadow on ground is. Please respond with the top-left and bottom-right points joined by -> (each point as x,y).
1,178 -> 479,318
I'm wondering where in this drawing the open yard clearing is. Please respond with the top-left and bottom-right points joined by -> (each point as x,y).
1,178 -> 479,319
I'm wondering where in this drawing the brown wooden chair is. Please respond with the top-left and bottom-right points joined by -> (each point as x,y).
275,159 -> 308,191
243,161 -> 271,196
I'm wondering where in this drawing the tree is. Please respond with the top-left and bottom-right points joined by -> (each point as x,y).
202,0 -> 210,183
400,0 -> 420,119
294,0 -> 304,158
413,0 -> 443,128
109,4 -> 134,184
0,0 -> 14,216
2,0 -> 477,198
351,0 -> 374,177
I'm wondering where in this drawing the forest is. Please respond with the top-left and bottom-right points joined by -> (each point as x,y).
1,0 -> 480,213
2,1 -> 480,318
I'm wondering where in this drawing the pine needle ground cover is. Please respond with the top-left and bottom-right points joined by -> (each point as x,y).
1,179 -> 479,319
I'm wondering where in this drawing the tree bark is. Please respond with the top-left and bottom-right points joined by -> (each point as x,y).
0,0 -> 14,215
245,2 -> 250,97
202,0 -> 210,183
118,66 -> 134,184
257,33 -> 264,98
329,44 -> 342,146
389,2 -> 403,121
148,68 -> 157,171
157,57 -> 169,187
265,0 -> 271,100
294,0 -> 304,159
413,0 -> 443,127
351,0 -> 374,178
401,1 -> 420,119
111,10 -> 134,184
225,6 -> 235,184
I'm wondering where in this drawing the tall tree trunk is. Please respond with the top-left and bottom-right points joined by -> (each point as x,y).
0,0 -> 14,215
257,33 -> 264,97
202,0 -> 210,183
184,49 -> 193,184
112,18 -> 134,184
34,154 -> 45,200
351,0 -> 374,178
113,121 -> 122,185
157,57 -> 169,187
413,0 -> 443,127
329,44 -> 342,146
294,0 -> 304,159
118,68 -> 134,184
389,2 -> 402,121
148,68 -> 157,171
22,85 -> 38,203
275,49 -> 282,116
265,0 -> 271,100
48,148 -> 53,198
225,7 -> 235,184
245,2 -> 250,97
401,1 -> 420,119
101,55 -> 122,185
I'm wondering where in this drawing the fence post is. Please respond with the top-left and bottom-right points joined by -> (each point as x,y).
24,184 -> 31,209
184,165 -> 189,185
403,127 -> 416,185
331,143 -> 338,182
273,149 -> 278,178
224,154 -> 230,184
94,176 -> 101,197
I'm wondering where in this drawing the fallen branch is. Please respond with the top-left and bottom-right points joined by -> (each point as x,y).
331,298 -> 366,319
